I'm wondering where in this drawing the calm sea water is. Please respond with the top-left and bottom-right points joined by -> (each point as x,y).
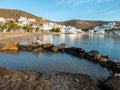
0,34 -> 120,78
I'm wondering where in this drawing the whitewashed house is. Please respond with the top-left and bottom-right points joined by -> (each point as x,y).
42,23 -> 51,31
0,17 -> 6,23
28,19 -> 36,23
41,22 -> 56,31
17,17 -> 29,26
103,22 -> 115,30
89,22 -> 116,34
62,26 -> 77,33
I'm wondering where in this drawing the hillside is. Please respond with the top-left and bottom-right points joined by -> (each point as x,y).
0,9 -> 49,25
0,9 -> 120,30
58,20 -> 107,30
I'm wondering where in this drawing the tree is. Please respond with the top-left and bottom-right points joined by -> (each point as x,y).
0,21 -> 22,32
36,27 -> 39,32
23,25 -> 34,32
51,28 -> 61,32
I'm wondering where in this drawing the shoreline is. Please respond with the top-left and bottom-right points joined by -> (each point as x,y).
0,32 -> 88,44
0,32 -> 63,44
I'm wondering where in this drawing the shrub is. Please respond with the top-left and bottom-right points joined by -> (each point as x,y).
23,25 -> 34,32
51,28 -> 61,32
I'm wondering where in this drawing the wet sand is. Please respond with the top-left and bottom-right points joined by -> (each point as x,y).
0,32 -> 61,44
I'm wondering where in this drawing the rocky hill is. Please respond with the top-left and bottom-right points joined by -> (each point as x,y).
0,9 -> 49,25
57,20 -> 107,30
0,9 -> 120,30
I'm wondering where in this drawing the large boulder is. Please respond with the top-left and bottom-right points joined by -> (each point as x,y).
86,50 -> 101,61
20,38 -> 45,51
64,47 -> 87,58
42,43 -> 54,49
20,38 -> 44,47
0,42 -> 19,51
106,60 -> 120,72
51,43 -> 67,52
20,45 -> 37,51
64,47 -> 86,53
100,56 -> 110,62
99,76 -> 120,90
34,40 -> 44,46
32,47 -> 43,52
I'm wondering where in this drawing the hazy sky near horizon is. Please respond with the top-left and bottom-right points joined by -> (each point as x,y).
0,0 -> 120,21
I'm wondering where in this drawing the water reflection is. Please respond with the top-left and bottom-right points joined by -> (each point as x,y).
35,34 -> 120,60
0,51 -> 110,79
0,51 -> 19,55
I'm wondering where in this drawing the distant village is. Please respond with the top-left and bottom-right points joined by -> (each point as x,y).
88,21 -> 120,35
0,17 -> 83,33
0,16 -> 120,35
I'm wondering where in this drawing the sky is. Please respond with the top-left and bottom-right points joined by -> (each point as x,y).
0,0 -> 120,21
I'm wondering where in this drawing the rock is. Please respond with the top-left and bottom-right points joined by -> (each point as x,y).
114,73 -> 120,77
0,67 -> 14,77
86,50 -> 101,61
34,40 -> 44,46
47,72 -> 100,90
0,68 -> 100,90
99,56 -> 110,66
42,43 -> 54,49
100,56 -> 110,62
51,43 -> 67,52
64,47 -> 87,58
32,47 -> 43,52
0,42 -> 19,51
79,53 -> 87,58
20,38 -> 44,47
64,47 -> 86,54
20,45 -> 37,51
99,76 -> 120,90
106,60 -> 120,72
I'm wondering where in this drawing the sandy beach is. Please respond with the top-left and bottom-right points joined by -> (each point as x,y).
0,32 -> 61,44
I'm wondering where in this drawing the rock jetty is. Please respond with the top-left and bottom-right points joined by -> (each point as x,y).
0,40 -> 120,73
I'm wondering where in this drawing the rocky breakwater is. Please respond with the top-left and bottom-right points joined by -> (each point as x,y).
0,39 -> 120,74
19,38 -> 67,52
0,67 -> 100,90
63,47 -> 120,73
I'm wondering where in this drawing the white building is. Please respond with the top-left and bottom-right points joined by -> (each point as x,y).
39,22 -> 82,33
28,19 -> 36,23
102,22 -> 115,30
17,17 -> 29,26
41,22 -> 58,31
89,21 -> 116,34
61,26 -> 78,33
0,17 -> 6,23
42,23 -> 51,31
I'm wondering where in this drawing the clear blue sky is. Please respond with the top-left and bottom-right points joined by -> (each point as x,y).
0,0 -> 120,21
